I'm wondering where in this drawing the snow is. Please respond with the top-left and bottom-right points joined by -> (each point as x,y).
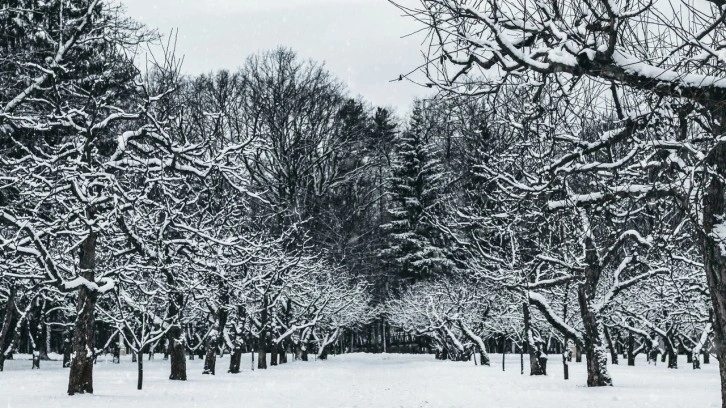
62,277 -> 115,293
713,221 -> 726,257
612,50 -> 726,89
0,353 -> 719,407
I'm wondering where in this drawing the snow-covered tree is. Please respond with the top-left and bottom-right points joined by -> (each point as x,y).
381,101 -> 455,283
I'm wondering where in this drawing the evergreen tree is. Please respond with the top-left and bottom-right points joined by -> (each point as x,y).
381,101 -> 454,284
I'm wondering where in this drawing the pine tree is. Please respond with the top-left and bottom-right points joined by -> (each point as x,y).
381,101 -> 454,283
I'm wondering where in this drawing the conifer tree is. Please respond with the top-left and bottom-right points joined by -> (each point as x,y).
381,101 -> 454,284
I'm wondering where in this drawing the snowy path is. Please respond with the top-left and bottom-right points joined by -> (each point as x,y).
0,353 -> 720,407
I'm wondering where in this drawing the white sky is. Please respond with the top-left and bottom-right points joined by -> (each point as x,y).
120,0 -> 433,114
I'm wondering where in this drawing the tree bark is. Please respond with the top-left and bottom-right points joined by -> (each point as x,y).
228,345 -> 242,373
62,330 -> 72,368
29,299 -> 42,369
575,344 -> 582,362
137,350 -> 143,390
603,327 -> 618,364
278,342 -> 287,364
0,286 -> 16,372
202,335 -> 217,375
270,345 -> 278,366
665,336 -> 678,369
523,302 -> 544,375
166,270 -> 187,381
319,344 -> 330,360
67,230 -> 97,395
577,284 -> 612,387
702,152 -> 726,407
627,330 -> 635,366
258,296 -> 269,369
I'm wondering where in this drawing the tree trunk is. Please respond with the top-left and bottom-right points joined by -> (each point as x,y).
295,343 -> 303,360
270,345 -> 278,366
62,330 -> 72,368
32,351 -> 40,369
202,336 -> 217,375
627,330 -> 635,366
667,344 -> 678,369
0,286 -> 16,372
318,344 -> 329,360
67,230 -> 97,395
112,333 -> 121,364
480,350 -> 489,366
168,328 -> 187,380
577,284 -> 612,387
228,346 -> 242,373
603,327 -> 618,364
523,302 -> 544,375
702,153 -> 726,408
575,344 -> 582,362
279,342 -> 287,364
257,341 -> 267,369
137,350 -> 143,390
166,281 -> 186,380
258,295 -> 268,369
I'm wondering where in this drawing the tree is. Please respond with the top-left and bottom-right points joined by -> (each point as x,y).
0,0 -> 251,393
381,101 -> 455,284
395,0 -> 726,398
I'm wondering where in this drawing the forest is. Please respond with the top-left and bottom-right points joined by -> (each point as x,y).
0,0 -> 725,407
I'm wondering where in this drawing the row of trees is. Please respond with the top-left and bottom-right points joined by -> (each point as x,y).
0,0 -> 381,394
385,0 -> 726,406
1,0 -> 724,406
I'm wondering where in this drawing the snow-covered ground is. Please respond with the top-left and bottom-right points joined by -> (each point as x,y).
0,353 -> 719,407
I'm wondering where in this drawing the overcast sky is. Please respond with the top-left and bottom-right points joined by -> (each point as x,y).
120,0 -> 433,114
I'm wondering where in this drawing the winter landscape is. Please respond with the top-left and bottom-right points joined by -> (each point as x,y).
2,0 -> 726,407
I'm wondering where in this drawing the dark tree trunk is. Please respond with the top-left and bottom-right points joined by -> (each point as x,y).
575,344 -> 582,362
258,295 -> 269,369
202,339 -> 217,375
480,350 -> 489,366
0,286 -> 16,372
603,327 -> 618,364
67,230 -> 97,395
279,342 -> 287,364
137,350 -> 143,390
32,352 -> 40,369
702,150 -> 726,408
270,345 -> 278,366
665,337 -> 678,369
577,284 -> 612,387
62,330 -> 72,368
627,330 -> 635,366
168,323 -> 187,380
667,348 -> 677,368
705,345 -> 711,364
258,342 -> 268,369
166,273 -> 186,381
523,302 -> 543,376
228,346 -> 242,373
204,280 -> 229,375
29,300 -> 42,370
112,333 -> 121,364
319,343 -> 330,360
693,351 -> 701,369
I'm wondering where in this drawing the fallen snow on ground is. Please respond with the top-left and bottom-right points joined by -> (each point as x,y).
0,353 -> 719,407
